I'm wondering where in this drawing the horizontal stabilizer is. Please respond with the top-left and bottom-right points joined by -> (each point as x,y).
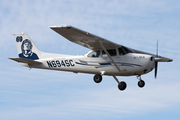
9,58 -> 42,64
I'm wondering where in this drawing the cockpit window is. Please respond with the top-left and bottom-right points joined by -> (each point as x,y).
102,49 -> 116,57
118,47 -> 125,55
87,51 -> 100,57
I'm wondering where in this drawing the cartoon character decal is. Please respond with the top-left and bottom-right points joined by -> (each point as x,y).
18,38 -> 39,60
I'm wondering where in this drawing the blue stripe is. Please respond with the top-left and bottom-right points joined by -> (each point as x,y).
76,61 -> 142,67
75,62 -> 98,66
99,63 -> 111,65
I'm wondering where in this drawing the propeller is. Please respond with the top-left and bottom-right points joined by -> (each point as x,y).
155,41 -> 158,79
155,60 -> 158,78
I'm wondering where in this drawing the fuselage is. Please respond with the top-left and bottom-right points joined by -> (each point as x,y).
28,51 -> 155,77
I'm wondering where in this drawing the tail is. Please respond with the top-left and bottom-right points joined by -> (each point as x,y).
13,32 -> 41,60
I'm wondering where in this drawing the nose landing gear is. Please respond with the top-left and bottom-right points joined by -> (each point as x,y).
137,76 -> 145,88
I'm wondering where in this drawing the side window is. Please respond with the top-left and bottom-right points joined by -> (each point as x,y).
102,49 -> 116,57
87,51 -> 100,57
118,47 -> 125,55
102,51 -> 108,57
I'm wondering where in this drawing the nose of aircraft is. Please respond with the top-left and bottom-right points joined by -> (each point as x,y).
132,54 -> 154,75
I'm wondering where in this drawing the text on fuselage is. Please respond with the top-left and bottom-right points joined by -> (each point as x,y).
46,60 -> 75,68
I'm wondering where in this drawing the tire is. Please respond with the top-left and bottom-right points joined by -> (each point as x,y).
93,74 -> 102,83
138,80 -> 145,88
118,81 -> 127,91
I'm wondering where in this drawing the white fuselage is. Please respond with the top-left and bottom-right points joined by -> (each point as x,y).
29,52 -> 155,76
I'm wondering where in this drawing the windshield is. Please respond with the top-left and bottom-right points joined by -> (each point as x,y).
87,51 -> 100,57
119,46 -> 135,55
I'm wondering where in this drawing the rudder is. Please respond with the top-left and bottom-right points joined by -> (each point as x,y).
14,32 -> 41,60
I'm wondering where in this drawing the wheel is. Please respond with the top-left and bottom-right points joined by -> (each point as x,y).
93,74 -> 102,83
118,81 -> 127,91
138,80 -> 145,88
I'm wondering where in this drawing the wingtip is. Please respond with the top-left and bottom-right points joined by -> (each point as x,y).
49,25 -> 71,28
169,59 -> 173,62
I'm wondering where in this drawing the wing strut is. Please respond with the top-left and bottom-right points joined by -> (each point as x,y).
99,41 -> 121,72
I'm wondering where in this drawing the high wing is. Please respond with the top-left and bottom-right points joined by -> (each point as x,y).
50,25 -> 120,50
50,25 -> 172,62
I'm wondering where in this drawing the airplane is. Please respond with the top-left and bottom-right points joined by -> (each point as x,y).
9,25 -> 173,91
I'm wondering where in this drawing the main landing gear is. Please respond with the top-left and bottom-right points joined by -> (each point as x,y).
93,74 -> 145,91
113,76 -> 127,91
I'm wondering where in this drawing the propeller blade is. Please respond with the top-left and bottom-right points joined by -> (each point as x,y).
155,61 -> 158,79
156,40 -> 158,56
155,40 -> 158,79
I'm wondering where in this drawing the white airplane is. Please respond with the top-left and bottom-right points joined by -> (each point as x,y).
9,25 -> 173,91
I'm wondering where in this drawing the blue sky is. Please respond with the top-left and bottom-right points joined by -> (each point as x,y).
0,0 -> 180,120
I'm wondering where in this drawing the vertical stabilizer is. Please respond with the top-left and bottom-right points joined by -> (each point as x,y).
13,32 -> 41,60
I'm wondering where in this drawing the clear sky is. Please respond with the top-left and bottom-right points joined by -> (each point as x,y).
0,0 -> 180,120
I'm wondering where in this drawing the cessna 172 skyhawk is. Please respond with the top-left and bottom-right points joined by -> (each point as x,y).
9,25 -> 173,91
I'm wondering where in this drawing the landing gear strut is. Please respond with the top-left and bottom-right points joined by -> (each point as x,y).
137,76 -> 145,88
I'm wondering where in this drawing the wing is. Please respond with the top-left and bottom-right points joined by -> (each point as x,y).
50,25 -> 120,50
50,25 -> 172,62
